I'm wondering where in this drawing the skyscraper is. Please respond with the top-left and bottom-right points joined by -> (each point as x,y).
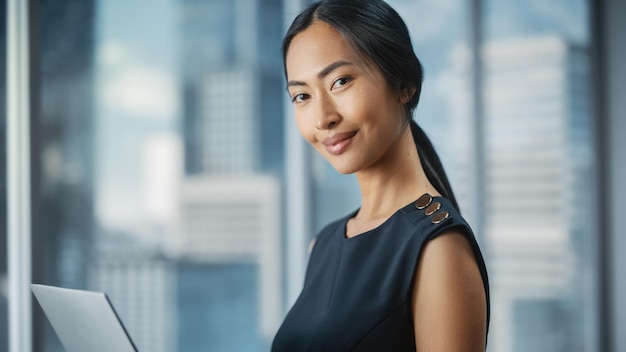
85,1 -> 285,350
180,0 -> 284,176
34,0 -> 97,350
36,0 -> 96,288
176,175 -> 281,350
447,35 -> 592,351
201,69 -> 257,173
176,1 -> 285,350
90,237 -> 176,352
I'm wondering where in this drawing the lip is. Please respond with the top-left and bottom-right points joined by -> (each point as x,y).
322,130 -> 358,155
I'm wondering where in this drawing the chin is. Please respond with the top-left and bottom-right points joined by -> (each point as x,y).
317,148 -> 364,175
328,160 -> 361,175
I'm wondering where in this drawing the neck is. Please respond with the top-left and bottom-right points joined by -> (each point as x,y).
354,126 -> 438,222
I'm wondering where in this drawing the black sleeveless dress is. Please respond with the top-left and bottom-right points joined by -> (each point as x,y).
272,194 -> 490,351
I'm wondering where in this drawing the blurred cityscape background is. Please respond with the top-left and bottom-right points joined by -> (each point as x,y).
0,0 -> 621,351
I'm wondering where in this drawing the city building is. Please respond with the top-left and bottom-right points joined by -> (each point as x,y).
89,236 -> 176,352
447,35 -> 592,352
180,0 -> 284,176
176,175 -> 282,349
174,1 -> 285,350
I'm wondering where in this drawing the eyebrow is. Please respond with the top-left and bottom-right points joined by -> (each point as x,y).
287,60 -> 354,88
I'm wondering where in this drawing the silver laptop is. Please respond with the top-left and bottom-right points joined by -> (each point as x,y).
31,284 -> 138,352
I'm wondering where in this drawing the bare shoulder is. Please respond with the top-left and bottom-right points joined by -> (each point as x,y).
411,229 -> 487,351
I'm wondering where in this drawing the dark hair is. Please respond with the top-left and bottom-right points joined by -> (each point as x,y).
283,0 -> 459,211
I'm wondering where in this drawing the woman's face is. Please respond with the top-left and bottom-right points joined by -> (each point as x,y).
285,21 -> 409,175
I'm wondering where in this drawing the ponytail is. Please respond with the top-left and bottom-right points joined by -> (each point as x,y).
409,119 -> 460,212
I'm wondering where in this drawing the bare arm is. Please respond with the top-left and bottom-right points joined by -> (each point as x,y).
411,231 -> 487,351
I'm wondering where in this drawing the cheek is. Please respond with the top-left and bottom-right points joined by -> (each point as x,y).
344,86 -> 384,123
295,112 -> 317,144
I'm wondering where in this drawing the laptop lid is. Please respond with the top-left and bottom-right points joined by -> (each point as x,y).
31,284 -> 138,352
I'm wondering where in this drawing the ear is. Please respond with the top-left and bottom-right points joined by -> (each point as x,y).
398,83 -> 416,104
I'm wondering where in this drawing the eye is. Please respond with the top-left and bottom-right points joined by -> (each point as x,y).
291,93 -> 310,103
332,77 -> 351,89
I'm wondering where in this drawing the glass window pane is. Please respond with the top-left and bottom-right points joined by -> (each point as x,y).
482,0 -> 596,351
34,0 -> 285,351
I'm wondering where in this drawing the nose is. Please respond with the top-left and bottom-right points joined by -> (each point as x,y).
315,94 -> 340,130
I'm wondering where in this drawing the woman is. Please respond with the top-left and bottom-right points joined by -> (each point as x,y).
272,0 -> 490,351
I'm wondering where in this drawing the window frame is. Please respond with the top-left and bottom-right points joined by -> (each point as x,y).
6,0 -> 33,351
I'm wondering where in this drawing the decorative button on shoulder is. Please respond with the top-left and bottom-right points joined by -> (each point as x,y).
415,194 -> 433,209
425,202 -> 441,216
431,211 -> 449,224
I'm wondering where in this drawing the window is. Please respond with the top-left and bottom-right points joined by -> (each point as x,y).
2,0 -> 602,351
32,0 -> 284,351
482,1 -> 596,350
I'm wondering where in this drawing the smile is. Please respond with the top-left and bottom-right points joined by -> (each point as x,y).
322,130 -> 358,155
